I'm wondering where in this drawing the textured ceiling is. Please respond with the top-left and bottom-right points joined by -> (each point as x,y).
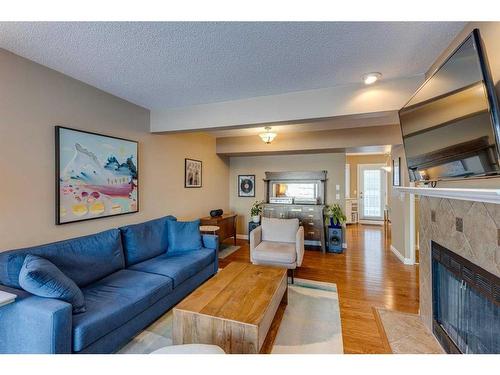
0,22 -> 465,110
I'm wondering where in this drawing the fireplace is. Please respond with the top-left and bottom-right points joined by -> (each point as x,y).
431,241 -> 500,353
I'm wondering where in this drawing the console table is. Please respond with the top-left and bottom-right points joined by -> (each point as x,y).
200,213 -> 237,245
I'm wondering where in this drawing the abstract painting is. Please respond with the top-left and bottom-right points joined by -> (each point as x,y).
56,126 -> 139,224
185,158 -> 202,188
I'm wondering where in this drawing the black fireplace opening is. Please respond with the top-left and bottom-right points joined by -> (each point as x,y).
431,241 -> 500,354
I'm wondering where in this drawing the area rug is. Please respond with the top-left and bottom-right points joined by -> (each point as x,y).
118,278 -> 343,354
375,308 -> 444,354
218,244 -> 240,259
271,278 -> 343,354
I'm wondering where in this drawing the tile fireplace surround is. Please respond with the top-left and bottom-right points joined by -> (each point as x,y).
419,196 -> 500,330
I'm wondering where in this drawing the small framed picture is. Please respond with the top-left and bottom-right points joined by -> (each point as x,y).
393,157 -> 401,186
185,159 -> 202,188
238,175 -> 255,197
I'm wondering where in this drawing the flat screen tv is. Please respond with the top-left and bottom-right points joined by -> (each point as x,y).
399,29 -> 500,183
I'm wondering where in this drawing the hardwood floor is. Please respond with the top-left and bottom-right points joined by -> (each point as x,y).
218,223 -> 419,354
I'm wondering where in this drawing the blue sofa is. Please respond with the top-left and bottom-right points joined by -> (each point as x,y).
0,216 -> 218,354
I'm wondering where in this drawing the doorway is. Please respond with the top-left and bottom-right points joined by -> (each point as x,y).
357,163 -> 387,224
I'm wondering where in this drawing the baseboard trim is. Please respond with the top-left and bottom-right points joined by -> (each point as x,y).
358,220 -> 384,226
390,245 -> 413,265
236,234 -> 249,240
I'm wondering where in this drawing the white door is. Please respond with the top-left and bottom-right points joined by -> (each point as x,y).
358,164 -> 387,222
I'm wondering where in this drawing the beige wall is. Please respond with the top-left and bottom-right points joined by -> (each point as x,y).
388,145 -> 413,260
388,22 -> 500,262
0,49 -> 229,251
346,154 -> 389,198
229,153 -> 346,235
424,22 -> 500,189
415,21 -> 500,328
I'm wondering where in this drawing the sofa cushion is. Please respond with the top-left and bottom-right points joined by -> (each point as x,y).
253,241 -> 297,265
72,269 -> 173,352
261,217 -> 299,243
19,255 -> 86,314
166,219 -> 202,252
120,216 -> 177,266
0,229 -> 125,289
129,248 -> 215,287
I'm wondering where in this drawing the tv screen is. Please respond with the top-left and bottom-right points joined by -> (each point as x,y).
399,29 -> 500,183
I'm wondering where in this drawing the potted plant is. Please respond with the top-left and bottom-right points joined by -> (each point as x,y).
250,201 -> 264,223
324,203 -> 347,228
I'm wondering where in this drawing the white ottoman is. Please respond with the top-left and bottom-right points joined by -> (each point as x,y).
151,344 -> 225,354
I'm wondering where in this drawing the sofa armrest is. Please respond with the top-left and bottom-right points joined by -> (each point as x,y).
201,234 -> 219,274
202,234 -> 219,251
249,226 -> 262,263
296,226 -> 305,267
0,286 -> 72,354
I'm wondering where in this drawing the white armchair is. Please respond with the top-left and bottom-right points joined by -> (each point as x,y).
249,217 -> 304,283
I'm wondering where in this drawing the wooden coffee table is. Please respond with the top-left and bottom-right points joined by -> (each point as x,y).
172,262 -> 288,354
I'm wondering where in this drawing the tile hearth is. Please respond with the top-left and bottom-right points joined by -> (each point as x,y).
377,309 -> 444,354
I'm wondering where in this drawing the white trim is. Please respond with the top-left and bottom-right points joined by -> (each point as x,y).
342,242 -> 347,249
237,234 -> 249,240
345,163 -> 351,199
408,191 -> 416,265
358,219 -> 384,225
390,245 -> 413,265
346,152 -> 387,156
394,186 -> 500,204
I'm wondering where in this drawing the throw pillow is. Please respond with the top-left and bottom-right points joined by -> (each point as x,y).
166,219 -> 203,251
19,254 -> 86,314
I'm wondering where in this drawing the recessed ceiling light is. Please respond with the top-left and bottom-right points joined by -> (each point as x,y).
362,72 -> 382,85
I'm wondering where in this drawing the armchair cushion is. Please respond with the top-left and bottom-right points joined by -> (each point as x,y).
167,219 -> 202,252
18,255 -> 86,314
252,241 -> 296,266
261,217 -> 299,243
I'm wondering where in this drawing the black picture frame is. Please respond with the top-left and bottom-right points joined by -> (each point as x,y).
55,126 -> 139,225
238,175 -> 256,197
185,158 -> 202,188
393,157 -> 401,186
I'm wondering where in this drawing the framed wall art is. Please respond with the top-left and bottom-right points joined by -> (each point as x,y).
55,126 -> 139,224
185,158 -> 202,188
238,175 -> 255,197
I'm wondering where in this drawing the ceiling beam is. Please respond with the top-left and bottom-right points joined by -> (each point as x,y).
216,124 -> 402,156
151,75 -> 423,133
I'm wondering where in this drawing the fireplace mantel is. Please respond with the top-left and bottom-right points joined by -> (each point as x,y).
394,186 -> 500,204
